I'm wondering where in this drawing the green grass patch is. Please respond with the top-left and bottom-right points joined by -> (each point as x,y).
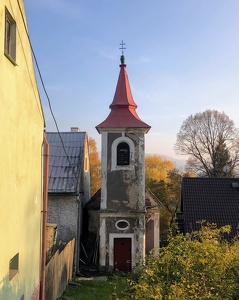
59,276 -> 128,300
59,279 -> 114,300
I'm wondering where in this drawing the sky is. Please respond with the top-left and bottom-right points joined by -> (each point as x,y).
24,0 -> 239,159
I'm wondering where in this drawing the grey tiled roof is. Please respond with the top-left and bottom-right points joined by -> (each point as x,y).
46,132 -> 86,193
182,177 -> 239,238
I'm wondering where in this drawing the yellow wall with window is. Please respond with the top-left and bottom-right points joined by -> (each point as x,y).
0,1 -> 45,299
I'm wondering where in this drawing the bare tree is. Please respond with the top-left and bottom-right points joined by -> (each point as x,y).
174,110 -> 239,177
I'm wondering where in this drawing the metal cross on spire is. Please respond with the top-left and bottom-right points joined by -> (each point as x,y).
119,40 -> 126,55
119,40 -> 126,64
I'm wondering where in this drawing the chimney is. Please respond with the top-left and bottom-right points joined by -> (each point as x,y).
71,127 -> 80,132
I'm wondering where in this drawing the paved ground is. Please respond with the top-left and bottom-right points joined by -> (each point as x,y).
77,276 -> 107,281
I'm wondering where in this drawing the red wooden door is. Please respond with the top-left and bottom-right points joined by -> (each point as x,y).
114,238 -> 131,272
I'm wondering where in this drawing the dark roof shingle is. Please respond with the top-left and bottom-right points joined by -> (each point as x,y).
182,177 -> 239,238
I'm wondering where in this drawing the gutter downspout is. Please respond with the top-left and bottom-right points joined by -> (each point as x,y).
40,131 -> 50,300
74,196 -> 80,275
76,195 -> 84,276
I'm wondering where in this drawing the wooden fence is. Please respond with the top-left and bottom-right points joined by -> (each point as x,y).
45,238 -> 75,300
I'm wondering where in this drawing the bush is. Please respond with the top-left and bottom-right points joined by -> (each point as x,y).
112,222 -> 239,299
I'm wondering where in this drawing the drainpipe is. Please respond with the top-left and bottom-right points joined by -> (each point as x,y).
40,131 -> 50,300
75,190 -> 85,276
75,196 -> 81,275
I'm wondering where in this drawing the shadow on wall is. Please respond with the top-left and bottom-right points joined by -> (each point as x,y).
0,274 -> 25,300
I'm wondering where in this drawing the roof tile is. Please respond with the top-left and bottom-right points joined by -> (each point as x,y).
46,132 -> 86,193
182,177 -> 239,239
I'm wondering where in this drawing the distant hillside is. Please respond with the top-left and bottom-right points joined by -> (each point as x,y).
147,153 -> 186,171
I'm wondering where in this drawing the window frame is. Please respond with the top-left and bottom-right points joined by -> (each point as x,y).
111,136 -> 135,171
4,7 -> 17,64
116,220 -> 130,230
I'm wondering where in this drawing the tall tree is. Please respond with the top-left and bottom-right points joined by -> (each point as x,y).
174,110 -> 239,177
145,155 -> 195,240
145,155 -> 175,185
145,155 -> 175,239
88,137 -> 101,197
213,135 -> 232,177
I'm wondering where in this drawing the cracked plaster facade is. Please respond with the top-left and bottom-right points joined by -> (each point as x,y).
99,130 -> 147,271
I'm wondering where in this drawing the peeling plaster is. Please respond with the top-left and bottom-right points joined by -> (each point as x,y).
101,132 -> 108,210
99,218 -> 106,266
98,130 -> 150,270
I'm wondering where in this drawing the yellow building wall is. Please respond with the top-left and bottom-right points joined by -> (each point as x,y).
0,1 -> 45,299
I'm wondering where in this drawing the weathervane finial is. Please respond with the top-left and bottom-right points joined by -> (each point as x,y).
119,40 -> 126,65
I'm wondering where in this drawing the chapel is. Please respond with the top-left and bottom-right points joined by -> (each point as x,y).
88,46 -> 161,272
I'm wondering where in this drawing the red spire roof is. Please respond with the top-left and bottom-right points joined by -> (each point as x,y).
96,57 -> 151,133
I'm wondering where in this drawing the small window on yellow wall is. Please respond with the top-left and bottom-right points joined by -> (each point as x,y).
117,142 -> 130,165
9,253 -> 19,280
5,7 -> 16,64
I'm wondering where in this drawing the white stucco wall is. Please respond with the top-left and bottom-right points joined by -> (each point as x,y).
48,195 -> 79,244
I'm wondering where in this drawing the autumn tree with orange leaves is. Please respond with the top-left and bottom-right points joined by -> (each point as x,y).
88,137 -> 101,197
145,155 -> 195,241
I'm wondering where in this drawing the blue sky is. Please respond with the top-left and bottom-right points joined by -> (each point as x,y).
24,0 -> 239,158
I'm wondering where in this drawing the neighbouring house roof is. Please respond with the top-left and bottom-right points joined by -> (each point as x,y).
145,187 -> 164,209
181,177 -> 239,239
96,55 -> 151,133
46,132 -> 86,193
85,187 -> 163,210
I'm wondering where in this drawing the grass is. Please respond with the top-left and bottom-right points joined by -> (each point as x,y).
59,274 -> 128,300
59,280 -> 114,300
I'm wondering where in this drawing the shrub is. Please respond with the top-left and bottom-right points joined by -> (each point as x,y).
112,222 -> 239,299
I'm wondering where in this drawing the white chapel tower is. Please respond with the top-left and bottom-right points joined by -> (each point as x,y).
96,45 -> 151,272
